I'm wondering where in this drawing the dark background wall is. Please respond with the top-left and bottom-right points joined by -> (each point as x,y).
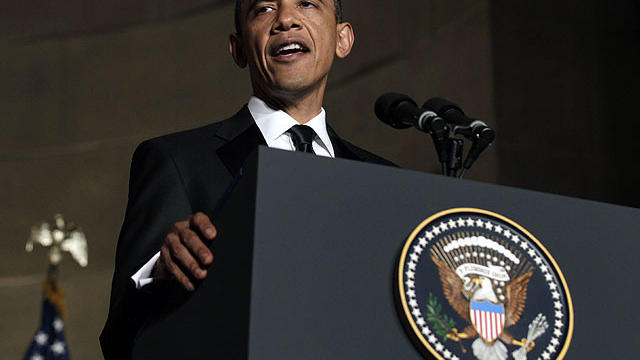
491,0 -> 640,207
0,0 -> 637,358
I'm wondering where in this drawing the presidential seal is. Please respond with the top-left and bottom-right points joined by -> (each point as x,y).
397,208 -> 573,360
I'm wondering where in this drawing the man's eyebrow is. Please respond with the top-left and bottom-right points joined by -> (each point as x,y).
247,0 -> 266,12
248,0 -> 327,10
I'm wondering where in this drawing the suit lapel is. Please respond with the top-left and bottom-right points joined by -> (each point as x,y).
215,106 -> 267,176
327,125 -> 362,161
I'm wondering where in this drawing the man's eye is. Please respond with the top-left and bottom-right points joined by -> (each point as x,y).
299,1 -> 316,8
256,6 -> 274,14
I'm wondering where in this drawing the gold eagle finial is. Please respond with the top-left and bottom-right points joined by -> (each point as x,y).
26,214 -> 88,268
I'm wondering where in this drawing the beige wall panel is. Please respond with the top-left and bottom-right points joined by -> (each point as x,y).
0,143 -> 134,274
0,0 -> 221,40
172,8 -> 253,122
1,41 -> 64,149
0,0 -> 83,39
0,281 -> 42,357
63,28 -> 181,140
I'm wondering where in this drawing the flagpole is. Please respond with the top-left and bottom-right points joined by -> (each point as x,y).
23,214 -> 88,360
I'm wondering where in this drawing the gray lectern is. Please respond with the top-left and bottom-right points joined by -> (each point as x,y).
133,147 -> 640,359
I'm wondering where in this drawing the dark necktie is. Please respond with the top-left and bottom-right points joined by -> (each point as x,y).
287,125 -> 316,154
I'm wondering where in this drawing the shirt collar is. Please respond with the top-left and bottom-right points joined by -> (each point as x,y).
247,96 -> 334,157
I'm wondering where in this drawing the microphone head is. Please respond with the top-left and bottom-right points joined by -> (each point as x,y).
375,93 -> 414,129
422,97 -> 468,126
469,120 -> 496,143
422,97 -> 462,113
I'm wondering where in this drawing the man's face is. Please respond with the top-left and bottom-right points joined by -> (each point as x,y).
230,0 -> 353,101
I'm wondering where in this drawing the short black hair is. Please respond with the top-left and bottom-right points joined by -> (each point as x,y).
235,0 -> 344,34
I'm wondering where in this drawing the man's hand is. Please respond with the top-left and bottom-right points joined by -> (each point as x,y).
152,212 -> 217,291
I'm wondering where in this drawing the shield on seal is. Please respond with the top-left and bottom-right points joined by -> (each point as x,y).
470,300 -> 505,343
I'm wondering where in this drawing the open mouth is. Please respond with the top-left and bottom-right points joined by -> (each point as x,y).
271,41 -> 310,58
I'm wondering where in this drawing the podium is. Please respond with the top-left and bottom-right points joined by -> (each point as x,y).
133,147 -> 640,359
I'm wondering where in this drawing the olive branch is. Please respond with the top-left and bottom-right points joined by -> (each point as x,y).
426,292 -> 456,341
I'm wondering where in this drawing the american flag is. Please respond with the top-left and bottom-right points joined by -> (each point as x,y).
23,278 -> 71,360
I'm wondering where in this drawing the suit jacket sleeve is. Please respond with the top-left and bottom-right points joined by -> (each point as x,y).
100,138 -> 194,360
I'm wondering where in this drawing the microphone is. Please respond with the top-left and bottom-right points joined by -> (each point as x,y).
375,93 -> 445,134
422,97 -> 495,137
463,121 -> 495,170
422,97 -> 471,127
423,97 -> 496,176
422,97 -> 495,143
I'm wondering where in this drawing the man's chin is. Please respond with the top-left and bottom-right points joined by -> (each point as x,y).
252,73 -> 328,105
270,78 -> 317,95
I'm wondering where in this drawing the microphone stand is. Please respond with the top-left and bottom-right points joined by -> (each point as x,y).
422,116 -> 452,177
445,138 -> 464,177
438,125 -> 465,178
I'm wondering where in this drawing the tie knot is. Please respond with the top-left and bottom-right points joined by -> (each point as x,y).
287,125 -> 316,153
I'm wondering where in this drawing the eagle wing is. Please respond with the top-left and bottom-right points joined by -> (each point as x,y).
504,270 -> 533,327
430,255 -> 470,322
27,223 -> 53,250
61,230 -> 88,267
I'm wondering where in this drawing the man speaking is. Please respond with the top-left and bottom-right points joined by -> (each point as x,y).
100,0 -> 392,358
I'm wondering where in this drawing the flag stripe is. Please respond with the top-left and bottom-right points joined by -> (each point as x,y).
471,308 -> 505,342
483,311 -> 488,339
490,312 -> 495,340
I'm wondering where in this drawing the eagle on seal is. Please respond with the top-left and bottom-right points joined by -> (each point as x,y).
431,255 -> 533,360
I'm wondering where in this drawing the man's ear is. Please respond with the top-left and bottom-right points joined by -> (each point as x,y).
229,33 -> 248,68
335,22 -> 355,59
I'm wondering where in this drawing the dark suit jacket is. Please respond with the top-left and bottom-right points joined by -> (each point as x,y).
99,105 -> 394,359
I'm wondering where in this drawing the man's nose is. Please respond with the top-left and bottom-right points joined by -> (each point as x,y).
272,4 -> 301,32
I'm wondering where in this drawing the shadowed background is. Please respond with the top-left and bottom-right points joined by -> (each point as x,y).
1,0 -> 638,358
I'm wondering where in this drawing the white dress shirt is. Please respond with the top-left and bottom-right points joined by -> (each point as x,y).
131,96 -> 334,288
249,96 -> 334,157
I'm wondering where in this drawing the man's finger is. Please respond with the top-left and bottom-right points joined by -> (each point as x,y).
178,226 -> 214,266
167,232 -> 207,280
160,245 -> 194,291
189,212 -> 216,240
172,219 -> 189,232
